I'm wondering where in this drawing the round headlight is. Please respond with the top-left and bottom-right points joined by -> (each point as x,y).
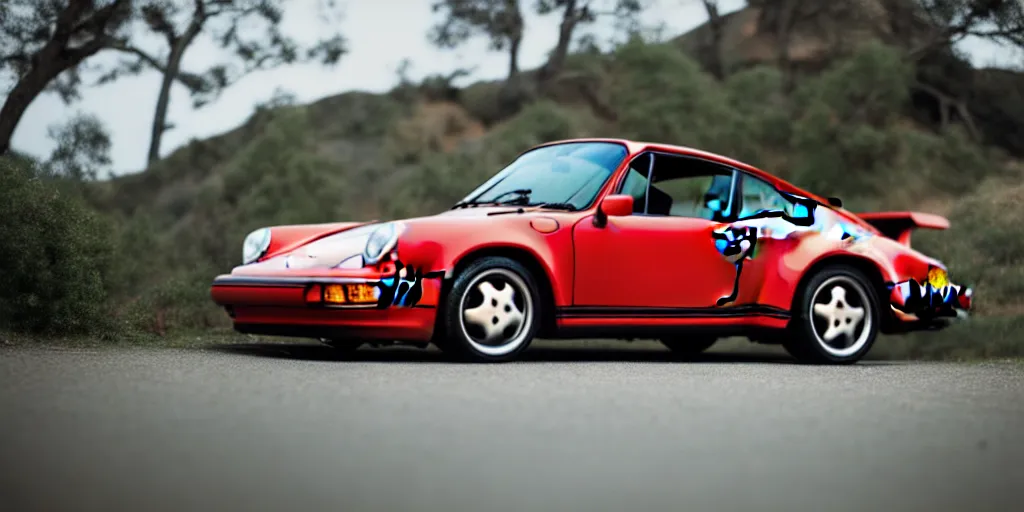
242,228 -> 271,265
363,222 -> 401,265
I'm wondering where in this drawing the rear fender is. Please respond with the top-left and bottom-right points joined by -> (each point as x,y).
754,236 -> 900,313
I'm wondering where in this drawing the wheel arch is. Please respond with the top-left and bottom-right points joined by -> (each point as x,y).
791,254 -> 896,331
444,246 -> 559,337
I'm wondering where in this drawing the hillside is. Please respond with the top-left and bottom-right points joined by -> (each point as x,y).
5,2 -> 1023,358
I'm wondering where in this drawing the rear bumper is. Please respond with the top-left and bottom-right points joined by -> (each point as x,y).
886,309 -> 965,334
888,276 -> 973,332
210,274 -> 441,342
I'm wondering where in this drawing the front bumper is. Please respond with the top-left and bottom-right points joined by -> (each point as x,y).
210,273 -> 443,342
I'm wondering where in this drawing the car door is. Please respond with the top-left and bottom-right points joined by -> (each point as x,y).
723,172 -> 816,305
573,152 -> 742,309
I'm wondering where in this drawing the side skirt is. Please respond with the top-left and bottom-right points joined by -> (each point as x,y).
552,305 -> 791,339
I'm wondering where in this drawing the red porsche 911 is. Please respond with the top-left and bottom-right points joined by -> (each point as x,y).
210,139 -> 972,364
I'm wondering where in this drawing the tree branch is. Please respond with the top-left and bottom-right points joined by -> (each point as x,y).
110,43 -> 166,72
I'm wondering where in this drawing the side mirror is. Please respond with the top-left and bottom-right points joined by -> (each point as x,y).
594,194 -> 633,227
827,196 -> 843,208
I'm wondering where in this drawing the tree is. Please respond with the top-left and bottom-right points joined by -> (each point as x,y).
0,0 -> 132,156
876,1 -> 1023,143
104,0 -> 346,164
44,112 -> 112,181
753,0 -> 814,91
429,0 -> 525,82
911,0 -> 1024,59
753,0 -> 865,91
536,0 -> 642,82
697,0 -> 726,79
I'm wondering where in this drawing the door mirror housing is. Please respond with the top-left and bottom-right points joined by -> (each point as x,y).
594,194 -> 634,227
602,194 -> 634,217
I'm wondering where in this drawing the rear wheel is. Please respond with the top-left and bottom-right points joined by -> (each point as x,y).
660,337 -> 717,357
442,256 -> 540,362
784,265 -> 880,364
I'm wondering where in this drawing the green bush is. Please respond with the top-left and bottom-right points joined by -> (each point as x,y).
0,156 -> 115,335
460,81 -> 511,126
914,176 -> 1024,314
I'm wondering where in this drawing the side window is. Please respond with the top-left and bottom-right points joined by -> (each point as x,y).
617,153 -> 651,213
739,174 -> 792,218
645,154 -> 734,221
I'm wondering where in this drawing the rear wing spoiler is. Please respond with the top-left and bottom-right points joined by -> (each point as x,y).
856,212 -> 950,247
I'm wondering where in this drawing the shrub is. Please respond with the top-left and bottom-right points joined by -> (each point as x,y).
0,156 -> 115,335
914,175 -> 1024,315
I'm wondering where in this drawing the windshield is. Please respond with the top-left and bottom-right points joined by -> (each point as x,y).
456,142 -> 628,210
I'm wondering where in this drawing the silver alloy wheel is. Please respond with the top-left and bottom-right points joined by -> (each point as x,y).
809,275 -> 872,357
459,268 -> 533,357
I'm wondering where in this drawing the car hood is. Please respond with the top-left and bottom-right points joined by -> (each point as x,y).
234,207 -> 572,274
236,222 -> 380,273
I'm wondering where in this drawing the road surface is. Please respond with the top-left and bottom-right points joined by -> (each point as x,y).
1,342 -> 1022,512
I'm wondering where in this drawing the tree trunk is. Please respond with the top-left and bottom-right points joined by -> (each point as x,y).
508,34 -> 521,80
701,0 -> 726,79
775,0 -> 801,92
539,0 -> 578,83
146,10 -> 205,166
147,55 -> 181,165
0,69 -> 54,156
0,42 -> 89,156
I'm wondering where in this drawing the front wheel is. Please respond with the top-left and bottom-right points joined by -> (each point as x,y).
784,265 -> 880,364
441,256 -> 541,362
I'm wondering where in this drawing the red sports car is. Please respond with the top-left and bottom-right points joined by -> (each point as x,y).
210,139 -> 972,363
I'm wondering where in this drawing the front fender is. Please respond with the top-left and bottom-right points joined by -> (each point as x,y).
394,215 -> 576,307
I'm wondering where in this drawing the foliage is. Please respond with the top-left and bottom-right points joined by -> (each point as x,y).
429,0 -> 524,60
0,0 -> 132,101
0,0 -> 132,155
102,0 -> 346,163
0,156 -> 115,335
914,175 -> 1024,315
914,0 -> 1024,55
608,39 -> 787,164
43,112 -> 113,181
784,42 -> 997,204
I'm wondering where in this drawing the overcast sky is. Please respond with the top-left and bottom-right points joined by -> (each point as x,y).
7,0 -> 1018,174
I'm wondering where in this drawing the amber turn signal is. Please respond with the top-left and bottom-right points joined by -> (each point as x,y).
323,284 -> 347,304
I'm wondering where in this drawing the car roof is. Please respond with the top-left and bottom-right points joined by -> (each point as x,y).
534,138 -> 830,206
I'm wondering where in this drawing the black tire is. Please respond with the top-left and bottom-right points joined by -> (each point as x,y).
784,265 -> 880,364
660,337 -> 717,357
441,256 -> 541,362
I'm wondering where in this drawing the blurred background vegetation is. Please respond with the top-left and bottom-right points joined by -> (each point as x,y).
1,0 -> 1023,359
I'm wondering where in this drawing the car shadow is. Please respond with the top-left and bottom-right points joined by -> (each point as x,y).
207,342 -> 901,366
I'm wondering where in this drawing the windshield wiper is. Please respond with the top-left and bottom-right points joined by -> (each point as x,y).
494,188 -> 532,205
529,202 -> 577,211
452,189 -> 532,209
487,202 -> 579,216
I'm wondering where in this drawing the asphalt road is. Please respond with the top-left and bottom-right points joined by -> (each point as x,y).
1,342 -> 1022,512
